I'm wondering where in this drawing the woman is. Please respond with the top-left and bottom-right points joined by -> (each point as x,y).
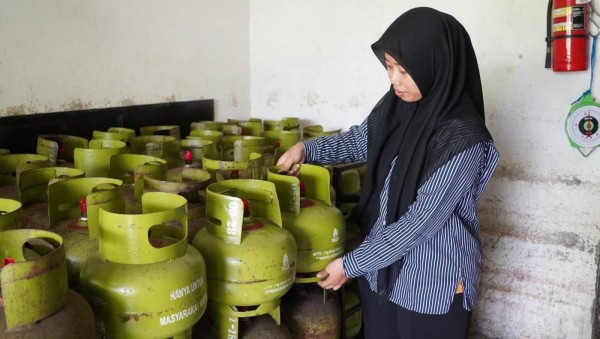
276,7 -> 500,339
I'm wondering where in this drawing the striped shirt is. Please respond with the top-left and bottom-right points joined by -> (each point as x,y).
303,117 -> 499,314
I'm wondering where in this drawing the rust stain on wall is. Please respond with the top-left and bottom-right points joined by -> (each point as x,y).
3,104 -> 27,116
59,99 -> 93,111
2,95 -> 204,117
163,95 -> 176,103
119,98 -> 136,106
494,163 -> 584,186
480,220 -> 588,252
482,264 -> 592,295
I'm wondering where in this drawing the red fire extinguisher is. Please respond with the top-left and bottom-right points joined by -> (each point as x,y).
546,0 -> 590,71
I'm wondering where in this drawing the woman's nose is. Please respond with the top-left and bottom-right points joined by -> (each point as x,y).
390,70 -> 402,85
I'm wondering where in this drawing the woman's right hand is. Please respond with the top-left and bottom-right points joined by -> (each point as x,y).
276,142 -> 306,176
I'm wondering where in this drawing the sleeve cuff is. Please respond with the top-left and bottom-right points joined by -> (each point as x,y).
342,252 -> 365,278
302,139 -> 319,163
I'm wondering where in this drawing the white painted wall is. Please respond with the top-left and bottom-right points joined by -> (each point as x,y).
250,1 -> 600,338
0,0 -> 249,121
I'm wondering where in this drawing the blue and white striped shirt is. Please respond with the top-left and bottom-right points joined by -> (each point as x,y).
303,117 -> 499,314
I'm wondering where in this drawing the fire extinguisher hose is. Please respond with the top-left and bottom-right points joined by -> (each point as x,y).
546,0 -> 553,68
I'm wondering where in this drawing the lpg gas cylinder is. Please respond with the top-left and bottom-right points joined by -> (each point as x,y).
140,125 -> 181,140
331,164 -> 364,252
93,127 -> 136,144
0,154 -> 49,199
188,130 -> 224,154
17,166 -> 85,230
281,283 -> 342,339
144,165 -> 211,243
263,117 -> 300,132
130,134 -> 180,169
221,123 -> 243,136
190,120 -> 224,132
268,164 -> 345,283
202,151 -> 263,181
262,130 -> 301,166
80,192 -> 207,339
227,118 -> 263,137
74,139 -> 128,177
221,135 -> 265,162
180,139 -> 218,168
0,198 -> 21,231
48,177 -> 124,288
344,287 -> 362,339
36,134 -> 88,166
302,125 -> 341,140
0,229 -> 96,338
192,179 -> 297,339
193,314 -> 293,339
108,153 -> 167,213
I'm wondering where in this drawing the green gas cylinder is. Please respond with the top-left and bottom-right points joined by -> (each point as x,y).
17,166 -> 86,230
48,177 -> 124,287
221,135 -> 265,162
0,149 -> 8,156
93,127 -> 136,144
202,151 -> 263,182
227,118 -> 263,136
130,135 -> 180,169
108,153 -> 167,213
332,164 -> 364,252
144,166 -> 212,243
0,154 -> 50,197
188,130 -> 224,154
221,123 -> 243,136
180,139 -> 218,168
268,164 -> 346,283
36,134 -> 88,165
263,117 -> 300,132
0,229 -> 96,338
74,139 -> 128,177
344,288 -> 362,339
18,166 -> 86,206
262,130 -> 301,162
80,192 -> 207,339
140,125 -> 181,139
302,125 -> 341,140
192,179 -> 297,339
0,199 -> 21,231
190,120 -> 224,132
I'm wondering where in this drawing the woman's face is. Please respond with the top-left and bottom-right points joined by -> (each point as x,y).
384,52 -> 423,102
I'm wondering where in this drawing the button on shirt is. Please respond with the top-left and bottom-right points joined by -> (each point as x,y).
302,118 -> 499,314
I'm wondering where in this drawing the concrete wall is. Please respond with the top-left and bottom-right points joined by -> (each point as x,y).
1,0 -> 600,337
250,1 -> 600,338
0,0 -> 249,121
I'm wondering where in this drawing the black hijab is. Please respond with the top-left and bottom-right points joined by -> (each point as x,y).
353,7 -> 492,296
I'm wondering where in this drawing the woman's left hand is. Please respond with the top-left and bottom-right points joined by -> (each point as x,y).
316,258 -> 348,291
